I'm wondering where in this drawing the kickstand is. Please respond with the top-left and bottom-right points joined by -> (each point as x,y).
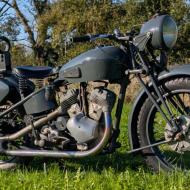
102,129 -> 121,154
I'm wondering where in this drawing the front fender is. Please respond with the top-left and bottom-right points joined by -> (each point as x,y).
128,64 -> 190,150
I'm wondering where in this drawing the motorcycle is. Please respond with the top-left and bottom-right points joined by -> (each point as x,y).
0,13 -> 189,172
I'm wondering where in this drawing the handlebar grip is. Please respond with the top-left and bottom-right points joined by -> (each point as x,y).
72,35 -> 91,42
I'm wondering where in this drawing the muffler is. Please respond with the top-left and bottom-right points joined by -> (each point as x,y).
1,112 -> 111,158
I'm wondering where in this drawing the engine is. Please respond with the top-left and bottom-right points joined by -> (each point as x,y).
34,86 -> 116,151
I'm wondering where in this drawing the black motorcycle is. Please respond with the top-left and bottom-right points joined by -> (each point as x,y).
0,14 -> 189,171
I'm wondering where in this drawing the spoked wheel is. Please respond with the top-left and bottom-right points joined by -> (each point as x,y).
138,78 -> 190,171
0,100 -> 29,170
0,140 -> 22,170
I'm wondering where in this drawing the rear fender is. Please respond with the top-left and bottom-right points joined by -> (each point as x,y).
0,80 -> 9,102
0,75 -> 21,103
128,64 -> 190,150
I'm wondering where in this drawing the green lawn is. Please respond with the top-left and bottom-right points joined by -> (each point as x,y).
1,104 -> 190,190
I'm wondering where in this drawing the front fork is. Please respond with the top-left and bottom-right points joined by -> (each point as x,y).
137,52 -> 179,133
105,69 -> 178,153
104,51 -> 180,153
128,39 -> 179,134
137,74 -> 179,132
127,71 -> 181,154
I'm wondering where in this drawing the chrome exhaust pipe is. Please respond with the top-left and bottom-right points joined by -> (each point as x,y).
0,107 -> 63,141
2,112 -> 111,158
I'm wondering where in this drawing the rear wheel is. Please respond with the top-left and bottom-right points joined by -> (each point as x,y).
138,78 -> 190,171
0,100 -> 29,170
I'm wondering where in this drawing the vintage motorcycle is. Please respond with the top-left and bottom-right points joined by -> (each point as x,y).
0,14 -> 190,171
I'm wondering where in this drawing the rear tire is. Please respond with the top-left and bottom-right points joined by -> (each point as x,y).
0,157 -> 22,170
0,99 -> 30,170
138,77 -> 190,171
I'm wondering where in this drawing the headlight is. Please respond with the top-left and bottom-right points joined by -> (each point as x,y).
140,15 -> 178,50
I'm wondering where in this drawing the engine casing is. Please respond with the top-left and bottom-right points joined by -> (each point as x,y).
67,113 -> 98,143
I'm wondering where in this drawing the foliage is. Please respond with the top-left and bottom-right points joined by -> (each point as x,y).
49,0 -> 190,65
11,45 -> 27,66
0,17 -> 20,40
11,45 -> 36,66
0,0 -> 53,65
0,0 -> 190,65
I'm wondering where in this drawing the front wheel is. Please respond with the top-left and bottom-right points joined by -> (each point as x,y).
138,77 -> 190,171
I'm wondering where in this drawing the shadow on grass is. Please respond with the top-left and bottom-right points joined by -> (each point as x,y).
22,151 -> 147,173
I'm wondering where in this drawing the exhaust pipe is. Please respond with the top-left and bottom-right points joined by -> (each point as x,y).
0,107 -> 63,141
2,112 -> 111,158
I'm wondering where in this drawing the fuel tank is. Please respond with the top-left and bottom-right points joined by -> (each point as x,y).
58,46 -> 128,83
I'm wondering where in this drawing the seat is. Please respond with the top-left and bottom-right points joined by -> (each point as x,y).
15,66 -> 53,79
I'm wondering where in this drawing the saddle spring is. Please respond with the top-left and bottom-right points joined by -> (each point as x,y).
16,74 -> 28,98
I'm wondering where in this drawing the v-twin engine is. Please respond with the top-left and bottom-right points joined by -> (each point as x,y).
61,87 -> 116,146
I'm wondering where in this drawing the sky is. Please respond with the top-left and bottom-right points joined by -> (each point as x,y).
0,1 -> 35,46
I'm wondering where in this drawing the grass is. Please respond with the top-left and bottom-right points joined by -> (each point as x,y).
1,103 -> 190,190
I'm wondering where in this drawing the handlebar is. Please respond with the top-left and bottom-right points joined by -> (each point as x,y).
65,32 -> 132,46
72,35 -> 91,42
72,34 -> 114,43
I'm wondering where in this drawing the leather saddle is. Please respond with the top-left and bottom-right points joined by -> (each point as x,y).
15,66 -> 53,79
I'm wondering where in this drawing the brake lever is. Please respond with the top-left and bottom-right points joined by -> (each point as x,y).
64,35 -> 73,46
64,32 -> 76,55
64,28 -> 78,45
64,36 -> 72,56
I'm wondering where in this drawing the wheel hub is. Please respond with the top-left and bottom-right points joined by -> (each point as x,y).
165,115 -> 190,153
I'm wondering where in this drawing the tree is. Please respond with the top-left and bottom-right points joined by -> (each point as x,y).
0,0 -> 54,64
0,1 -> 20,39
11,44 -> 27,66
0,0 -> 190,66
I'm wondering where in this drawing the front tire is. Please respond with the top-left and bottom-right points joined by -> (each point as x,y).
138,77 -> 190,171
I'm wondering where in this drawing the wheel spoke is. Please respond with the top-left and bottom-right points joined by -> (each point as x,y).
139,82 -> 190,171
0,100 -> 26,169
